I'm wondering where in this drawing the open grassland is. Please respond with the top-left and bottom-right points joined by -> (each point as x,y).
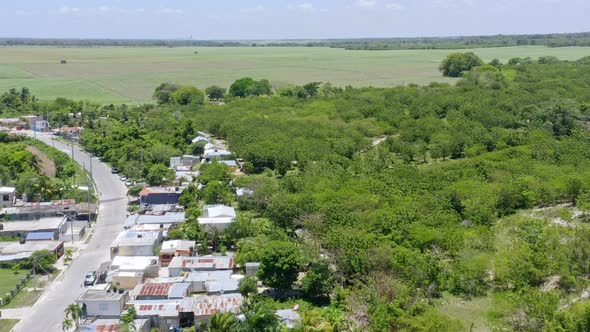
0,46 -> 589,104
0,269 -> 27,299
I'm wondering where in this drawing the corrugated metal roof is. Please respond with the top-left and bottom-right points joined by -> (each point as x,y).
139,283 -> 172,297
168,283 -> 191,299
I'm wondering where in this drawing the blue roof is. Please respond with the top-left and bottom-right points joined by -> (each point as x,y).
26,232 -> 54,240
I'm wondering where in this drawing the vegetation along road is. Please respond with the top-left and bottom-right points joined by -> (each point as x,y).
13,131 -> 127,332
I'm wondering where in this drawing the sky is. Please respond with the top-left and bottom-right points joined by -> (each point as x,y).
0,0 -> 588,40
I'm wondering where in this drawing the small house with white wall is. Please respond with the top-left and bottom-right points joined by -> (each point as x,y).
76,289 -> 129,318
110,229 -> 162,259
198,205 -> 236,230
0,187 -> 16,207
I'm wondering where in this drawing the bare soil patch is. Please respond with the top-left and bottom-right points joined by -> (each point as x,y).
26,146 -> 56,177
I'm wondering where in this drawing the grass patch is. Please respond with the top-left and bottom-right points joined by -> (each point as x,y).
434,292 -> 493,332
0,319 -> 19,332
0,269 -> 28,299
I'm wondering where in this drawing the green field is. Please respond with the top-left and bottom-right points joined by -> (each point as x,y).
0,46 -> 589,104
0,269 -> 27,299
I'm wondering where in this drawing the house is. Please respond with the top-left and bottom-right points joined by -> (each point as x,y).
219,160 -> 238,168
197,205 -> 236,230
78,317 -> 151,332
184,270 -> 233,292
169,155 -> 199,170
1,200 -> 96,221
159,240 -> 195,267
180,155 -> 200,167
111,271 -> 145,290
193,294 -> 243,325
0,187 -> 16,207
123,212 -> 186,228
57,127 -> 81,137
129,223 -> 173,237
191,132 -> 210,144
110,230 -> 162,259
276,309 -> 301,329
110,256 -> 159,278
133,282 -> 191,301
168,255 -> 235,277
0,118 -> 20,129
0,216 -> 67,239
139,187 -> 183,206
170,157 -> 181,170
76,290 -> 129,318
34,120 -> 49,132
245,262 -> 260,277
0,240 -> 64,262
132,297 -> 196,331
19,115 -> 42,129
203,149 -> 232,162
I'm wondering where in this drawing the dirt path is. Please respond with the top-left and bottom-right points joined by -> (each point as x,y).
26,146 -> 56,177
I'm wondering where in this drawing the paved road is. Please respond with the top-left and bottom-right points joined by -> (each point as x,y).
14,131 -> 128,332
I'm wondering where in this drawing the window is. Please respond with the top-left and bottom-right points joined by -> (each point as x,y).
99,303 -> 109,311
2,195 -> 8,202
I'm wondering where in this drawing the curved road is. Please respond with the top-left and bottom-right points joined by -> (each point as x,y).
14,131 -> 128,332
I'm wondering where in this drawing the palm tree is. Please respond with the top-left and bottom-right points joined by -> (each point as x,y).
205,312 -> 238,332
64,303 -> 83,330
61,318 -> 73,332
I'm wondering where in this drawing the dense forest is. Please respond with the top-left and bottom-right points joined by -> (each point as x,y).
4,54 -> 590,330
2,31 -> 590,50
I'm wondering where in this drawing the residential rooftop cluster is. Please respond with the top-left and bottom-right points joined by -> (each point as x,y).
74,132 -> 272,331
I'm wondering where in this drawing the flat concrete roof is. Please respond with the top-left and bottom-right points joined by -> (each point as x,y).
111,230 -> 160,247
0,240 -> 63,255
77,290 -> 126,302
0,216 -> 66,232
111,256 -> 158,271
0,187 -> 16,194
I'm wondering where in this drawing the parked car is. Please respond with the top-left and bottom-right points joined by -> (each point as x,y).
125,180 -> 133,186
119,175 -> 127,181
84,271 -> 97,286
111,167 -> 119,174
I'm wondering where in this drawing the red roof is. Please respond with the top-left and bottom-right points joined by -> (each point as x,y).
139,283 -> 172,297
95,325 -> 118,332
139,188 -> 150,196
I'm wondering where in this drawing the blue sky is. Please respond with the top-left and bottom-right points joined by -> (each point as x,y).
0,0 -> 588,40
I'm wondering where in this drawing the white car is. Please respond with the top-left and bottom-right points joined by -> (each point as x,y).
119,175 -> 127,181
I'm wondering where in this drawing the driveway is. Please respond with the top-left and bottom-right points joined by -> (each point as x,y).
13,131 -> 128,332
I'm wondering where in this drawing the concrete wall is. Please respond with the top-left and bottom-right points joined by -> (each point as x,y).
79,297 -> 125,317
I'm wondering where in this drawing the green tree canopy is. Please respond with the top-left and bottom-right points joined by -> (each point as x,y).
205,85 -> 227,100
257,240 -> 302,290
439,52 -> 484,77
146,163 -> 174,186
171,85 -> 205,105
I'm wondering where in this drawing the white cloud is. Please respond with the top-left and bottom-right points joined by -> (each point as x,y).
58,6 -> 80,14
157,8 -> 184,15
432,0 -> 475,9
385,3 -> 404,10
288,3 -> 319,12
240,5 -> 265,13
356,0 -> 377,8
